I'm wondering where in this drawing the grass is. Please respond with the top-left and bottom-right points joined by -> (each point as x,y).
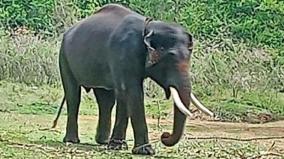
196,87 -> 284,122
0,30 -> 60,85
0,22 -> 283,122
0,80 -> 98,116
0,80 -> 283,158
1,1 -> 284,158
1,80 -> 284,122
1,112 -> 283,158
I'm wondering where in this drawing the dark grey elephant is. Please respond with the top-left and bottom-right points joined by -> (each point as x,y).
52,4 -> 213,155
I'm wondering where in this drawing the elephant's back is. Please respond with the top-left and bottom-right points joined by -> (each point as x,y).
93,3 -> 134,15
63,4 -> 134,51
60,4 -> 135,88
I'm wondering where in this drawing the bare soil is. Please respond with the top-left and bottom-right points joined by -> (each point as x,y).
1,113 -> 284,158
79,115 -> 284,153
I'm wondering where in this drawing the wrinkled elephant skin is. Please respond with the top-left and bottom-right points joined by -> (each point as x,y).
58,3 -> 197,155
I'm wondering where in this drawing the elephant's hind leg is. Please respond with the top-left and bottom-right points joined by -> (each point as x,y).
60,53 -> 81,143
63,83 -> 81,143
93,88 -> 115,144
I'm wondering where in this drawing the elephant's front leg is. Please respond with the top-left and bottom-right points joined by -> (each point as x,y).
108,94 -> 129,150
109,83 -> 155,155
129,87 -> 155,155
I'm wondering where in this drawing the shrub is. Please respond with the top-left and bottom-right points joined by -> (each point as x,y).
0,0 -> 283,91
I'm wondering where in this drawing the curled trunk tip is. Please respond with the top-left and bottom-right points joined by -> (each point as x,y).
160,87 -> 190,147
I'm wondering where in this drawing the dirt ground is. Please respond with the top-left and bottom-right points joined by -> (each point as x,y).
80,115 -> 284,154
1,113 -> 284,158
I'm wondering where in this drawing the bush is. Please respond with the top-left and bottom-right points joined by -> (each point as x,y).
1,1 -> 283,49
1,0 -> 283,121
0,0 -> 55,32
0,0 -> 283,90
0,30 -> 59,85
0,0 -> 130,33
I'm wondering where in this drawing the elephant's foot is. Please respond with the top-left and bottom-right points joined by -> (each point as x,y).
95,131 -> 110,145
95,136 -> 109,145
107,139 -> 128,150
132,144 -> 155,155
63,134 -> 80,144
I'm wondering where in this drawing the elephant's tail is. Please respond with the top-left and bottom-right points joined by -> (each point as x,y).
52,96 -> 65,128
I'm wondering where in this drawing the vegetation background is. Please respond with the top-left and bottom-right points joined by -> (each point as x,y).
0,0 -> 284,122
1,0 -> 284,158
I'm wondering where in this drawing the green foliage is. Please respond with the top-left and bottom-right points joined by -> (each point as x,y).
0,0 -> 282,43
191,40 -> 284,93
0,31 -> 60,85
0,0 -> 55,32
186,0 -> 284,66
0,0 -> 129,32
199,88 -> 284,122
0,0 -> 284,122
0,80 -> 99,116
1,0 -> 283,50
178,0 -> 284,48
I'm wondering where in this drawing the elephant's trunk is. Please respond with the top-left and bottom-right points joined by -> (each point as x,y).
161,83 -> 190,146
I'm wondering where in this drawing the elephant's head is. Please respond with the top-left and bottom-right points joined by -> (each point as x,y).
143,18 -> 194,146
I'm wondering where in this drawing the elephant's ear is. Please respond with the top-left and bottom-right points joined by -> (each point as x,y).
143,18 -> 160,68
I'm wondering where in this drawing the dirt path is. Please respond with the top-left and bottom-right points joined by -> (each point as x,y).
80,115 -> 284,152
7,113 -> 284,143
81,115 -> 284,137
1,113 -> 284,158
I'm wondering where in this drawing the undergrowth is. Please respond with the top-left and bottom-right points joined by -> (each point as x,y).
0,0 -> 283,122
0,80 -> 283,123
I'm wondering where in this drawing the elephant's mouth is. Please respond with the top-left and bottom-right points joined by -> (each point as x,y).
160,86 -> 214,147
166,86 -> 214,117
164,87 -> 171,99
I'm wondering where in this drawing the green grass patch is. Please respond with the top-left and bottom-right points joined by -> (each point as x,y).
194,86 -> 284,122
1,80 -> 284,123
0,112 -> 279,159
0,80 -> 98,116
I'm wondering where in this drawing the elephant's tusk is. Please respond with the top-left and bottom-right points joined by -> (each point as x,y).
169,87 -> 193,117
190,93 -> 214,117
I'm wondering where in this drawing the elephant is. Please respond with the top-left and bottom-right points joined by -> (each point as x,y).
52,3 -> 214,155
